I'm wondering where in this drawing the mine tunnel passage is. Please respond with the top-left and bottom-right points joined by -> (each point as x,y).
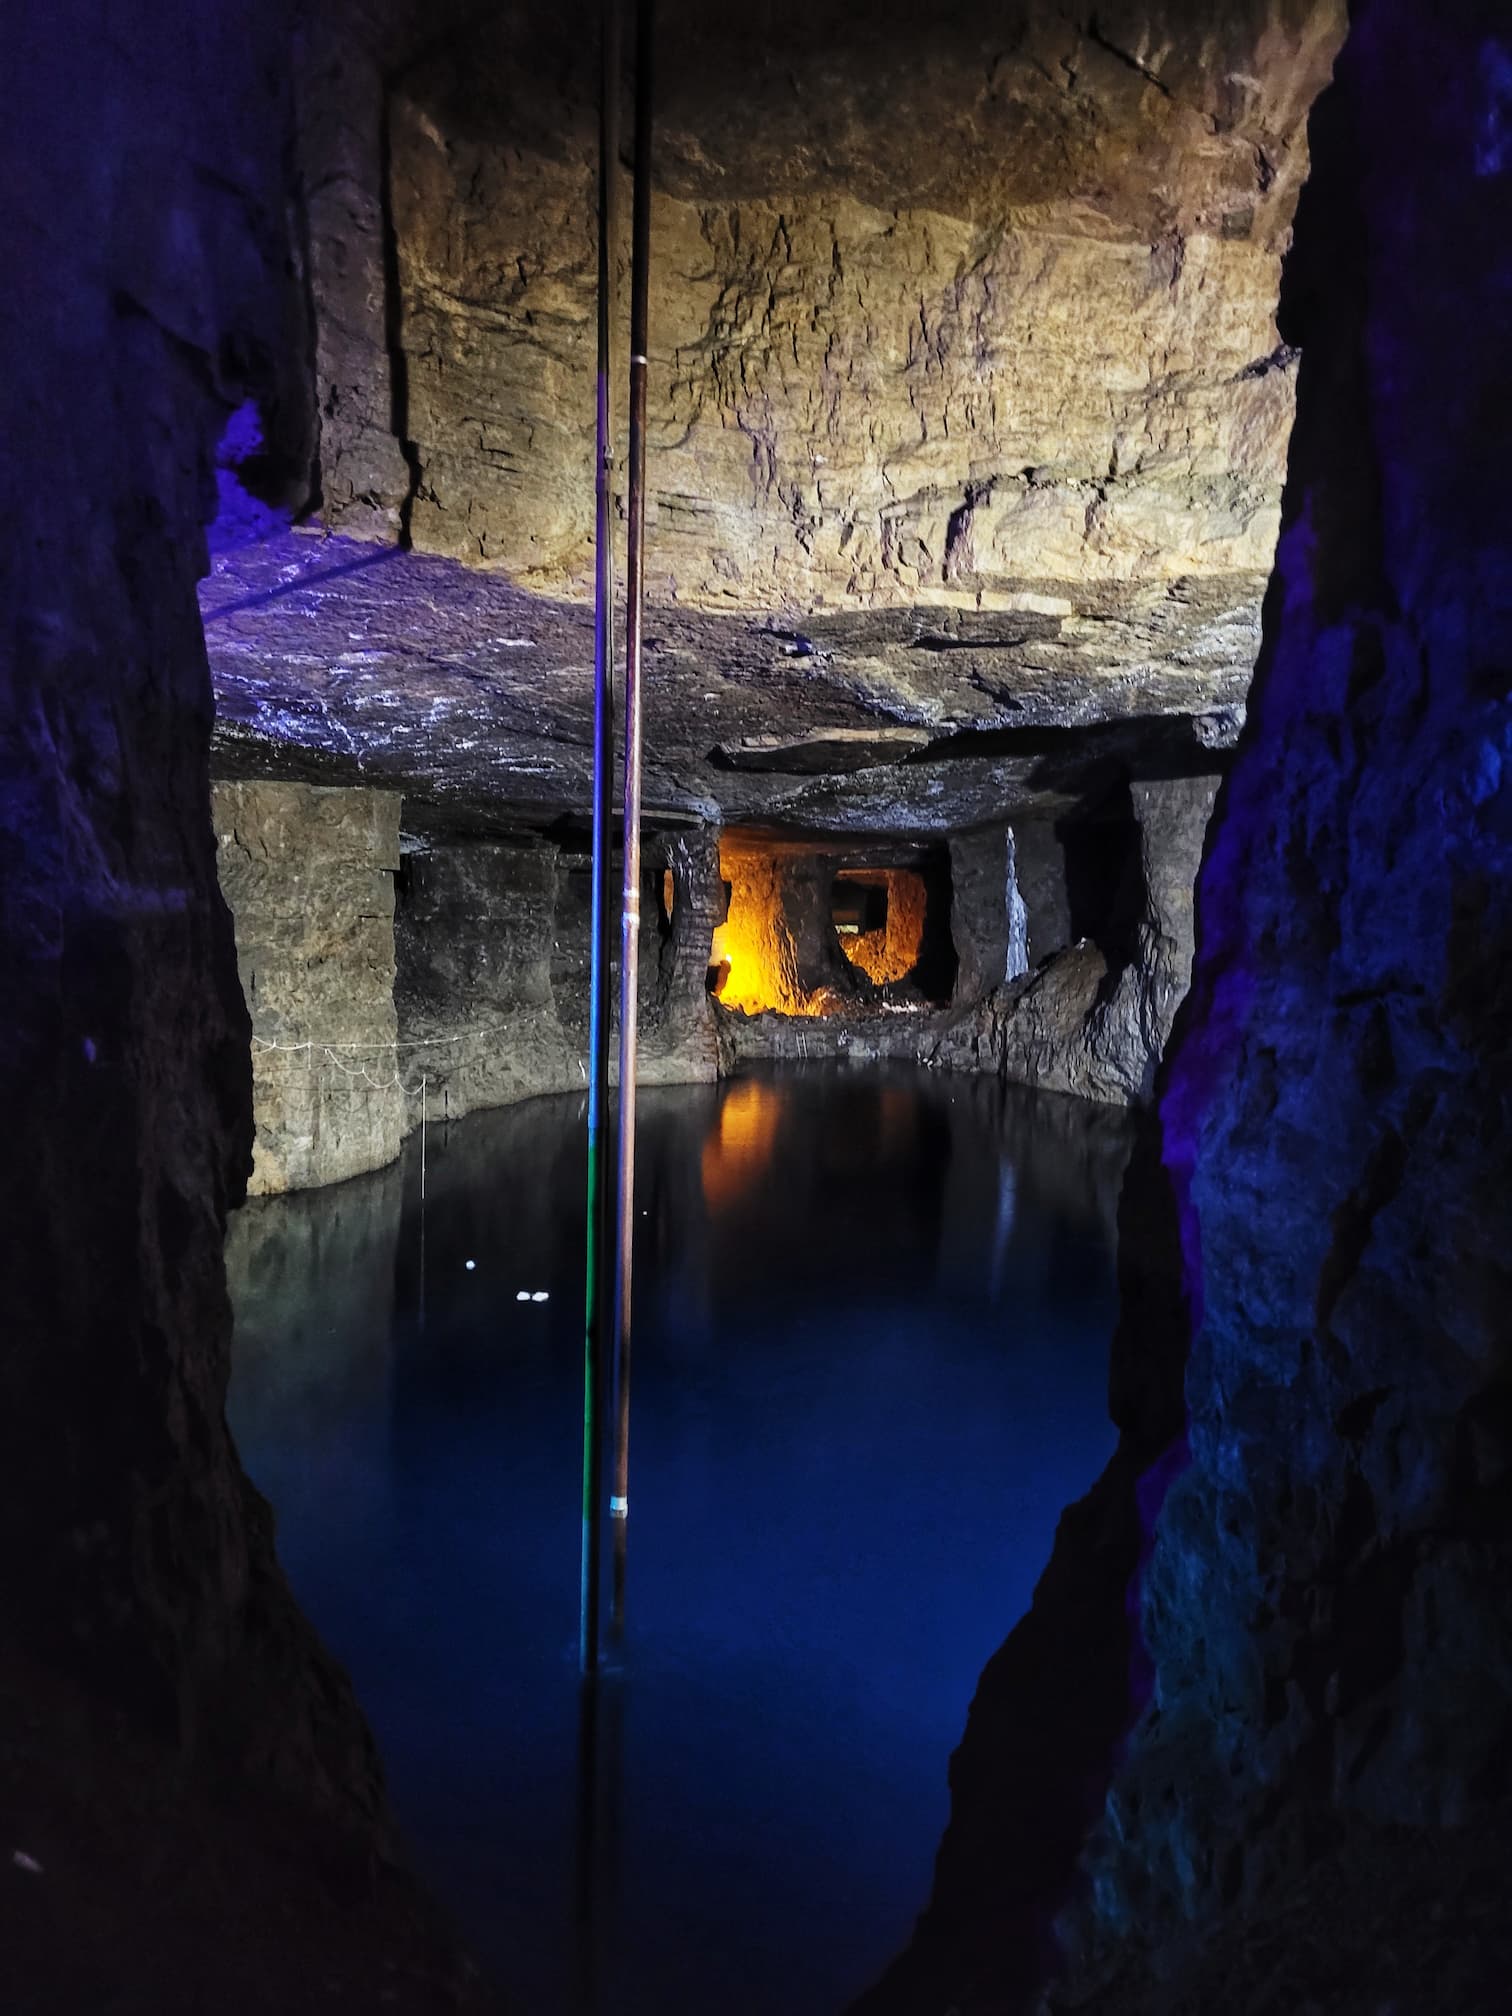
708,830 -> 956,1016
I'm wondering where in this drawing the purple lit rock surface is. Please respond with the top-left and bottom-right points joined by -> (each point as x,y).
857,7 -> 1512,2010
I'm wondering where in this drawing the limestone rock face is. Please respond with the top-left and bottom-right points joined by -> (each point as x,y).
203,2 -> 1344,850
214,781 -> 406,1193
938,775 -> 1216,1102
392,2 -> 1341,632
294,1 -> 416,534
949,829 -> 1019,1000
394,826 -> 718,1129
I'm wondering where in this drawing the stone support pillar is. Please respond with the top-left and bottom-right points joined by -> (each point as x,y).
213,781 -> 404,1192
1011,816 -> 1074,968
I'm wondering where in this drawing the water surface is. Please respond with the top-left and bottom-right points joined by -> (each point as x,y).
227,1067 -> 1132,2015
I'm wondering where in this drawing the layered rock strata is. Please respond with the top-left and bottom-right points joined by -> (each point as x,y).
205,2 -> 1344,845
213,774 -> 1216,1189
389,2 -> 1341,635
214,781 -> 407,1193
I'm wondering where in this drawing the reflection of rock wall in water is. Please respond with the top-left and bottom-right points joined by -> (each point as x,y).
227,1160 -> 403,1440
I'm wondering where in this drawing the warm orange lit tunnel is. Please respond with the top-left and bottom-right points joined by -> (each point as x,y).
707,835 -> 937,1017
832,868 -> 927,985
708,843 -> 815,1015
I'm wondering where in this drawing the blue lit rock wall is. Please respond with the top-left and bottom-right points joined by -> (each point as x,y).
856,5 -> 1511,2010
2,0 -> 384,1834
1083,0 -> 1512,1955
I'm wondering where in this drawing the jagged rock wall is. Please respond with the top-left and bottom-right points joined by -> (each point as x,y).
212,774 -> 1210,1180
936,775 -> 1218,1102
950,829 -> 1018,1001
294,0 -> 413,533
1014,817 -> 1075,967
646,825 -> 728,1069
395,837 -> 573,1123
277,2 -> 1349,766
857,7 -> 1512,2010
1072,0 -> 1512,1959
214,781 -> 406,1193
3,0 -> 385,1842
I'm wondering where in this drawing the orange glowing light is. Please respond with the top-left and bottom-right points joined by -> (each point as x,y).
836,868 -> 927,985
699,1077 -> 784,1212
710,844 -> 822,1015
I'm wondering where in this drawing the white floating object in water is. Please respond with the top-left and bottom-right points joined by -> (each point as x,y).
12,1851 -> 42,1874
465,1259 -> 476,1271
516,1290 -> 530,1302
532,1290 -> 550,1303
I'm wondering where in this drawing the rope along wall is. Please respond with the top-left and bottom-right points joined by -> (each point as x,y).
250,1033 -> 464,1094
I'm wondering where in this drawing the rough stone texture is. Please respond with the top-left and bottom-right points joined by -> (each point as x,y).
858,7 -> 1512,2010
294,1 -> 414,535
1078,774 -> 1219,1100
937,774 -> 1218,1103
203,525 -> 1245,837
644,824 -> 727,1074
202,3 -> 1344,844
393,3 -> 1341,627
395,824 -> 719,1127
214,781 -> 406,1193
1014,816 -> 1075,966
394,837 -> 574,1123
714,838 -> 860,1013
950,829 -> 1016,1000
840,868 -> 929,985
3,0 -> 388,1860
1070,0 -> 1512,1962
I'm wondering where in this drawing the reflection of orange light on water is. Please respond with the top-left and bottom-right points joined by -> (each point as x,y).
699,1077 -> 783,1213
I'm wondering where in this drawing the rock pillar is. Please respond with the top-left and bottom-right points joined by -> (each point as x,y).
214,781 -> 405,1192
1011,817 -> 1074,968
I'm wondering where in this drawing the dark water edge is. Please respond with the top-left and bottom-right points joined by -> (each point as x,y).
226,1066 -> 1134,2016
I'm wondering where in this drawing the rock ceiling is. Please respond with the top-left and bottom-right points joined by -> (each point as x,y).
204,0 -> 1347,837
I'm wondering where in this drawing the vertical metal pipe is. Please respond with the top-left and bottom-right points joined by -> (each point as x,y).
418,1073 -> 427,1335
581,0 -> 621,1680
610,0 -> 654,1640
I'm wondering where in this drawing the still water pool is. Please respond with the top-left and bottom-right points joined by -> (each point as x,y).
226,1067 -> 1132,2016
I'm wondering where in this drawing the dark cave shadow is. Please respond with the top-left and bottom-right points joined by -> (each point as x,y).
845,37 -> 1376,2015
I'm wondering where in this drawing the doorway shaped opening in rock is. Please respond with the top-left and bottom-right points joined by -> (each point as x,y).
708,831 -> 956,1017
